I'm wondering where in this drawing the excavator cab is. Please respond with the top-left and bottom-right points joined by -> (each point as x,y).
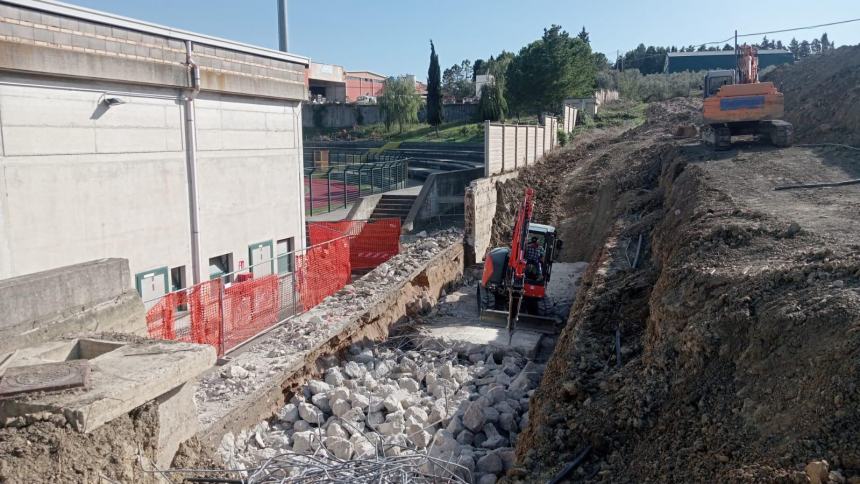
704,69 -> 735,98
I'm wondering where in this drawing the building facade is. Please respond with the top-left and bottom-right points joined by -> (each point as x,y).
308,62 -> 346,103
345,70 -> 385,102
0,0 -> 308,302
664,49 -> 794,73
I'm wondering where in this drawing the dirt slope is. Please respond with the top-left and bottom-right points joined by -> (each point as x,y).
498,99 -> 860,482
763,44 -> 860,147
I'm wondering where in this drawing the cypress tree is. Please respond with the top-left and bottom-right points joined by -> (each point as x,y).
426,40 -> 443,134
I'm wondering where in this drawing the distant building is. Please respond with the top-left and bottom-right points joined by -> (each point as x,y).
475,74 -> 495,97
308,62 -> 346,103
664,49 -> 794,73
345,71 -> 386,103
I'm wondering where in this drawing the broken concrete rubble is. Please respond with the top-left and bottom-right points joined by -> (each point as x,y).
220,339 -> 544,482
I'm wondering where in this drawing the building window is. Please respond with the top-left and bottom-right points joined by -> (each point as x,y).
209,253 -> 233,283
277,237 -> 295,274
170,266 -> 186,292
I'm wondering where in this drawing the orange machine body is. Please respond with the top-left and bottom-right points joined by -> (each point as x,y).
703,82 -> 785,124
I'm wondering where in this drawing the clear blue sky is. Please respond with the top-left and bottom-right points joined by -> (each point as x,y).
68,0 -> 860,79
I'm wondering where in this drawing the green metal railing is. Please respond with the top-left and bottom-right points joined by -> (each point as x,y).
304,152 -> 409,215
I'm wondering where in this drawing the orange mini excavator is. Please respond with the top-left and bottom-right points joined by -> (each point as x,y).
702,44 -> 793,150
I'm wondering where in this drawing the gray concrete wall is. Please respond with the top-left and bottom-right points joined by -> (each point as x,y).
464,171 -> 520,264
0,1 -> 309,287
303,103 -> 478,129
0,258 -> 146,354
405,168 -> 483,232
347,194 -> 383,220
484,116 -> 558,177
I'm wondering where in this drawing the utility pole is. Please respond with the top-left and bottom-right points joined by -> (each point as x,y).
277,0 -> 288,52
734,29 -> 739,78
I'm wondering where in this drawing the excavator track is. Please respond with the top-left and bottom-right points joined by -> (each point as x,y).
703,125 -> 732,151
761,119 -> 794,148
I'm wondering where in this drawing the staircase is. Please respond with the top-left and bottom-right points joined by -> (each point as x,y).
369,194 -> 417,224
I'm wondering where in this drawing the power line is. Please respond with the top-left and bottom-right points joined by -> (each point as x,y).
612,16 -> 860,60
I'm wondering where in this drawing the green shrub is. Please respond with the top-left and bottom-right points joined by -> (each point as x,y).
557,129 -> 569,146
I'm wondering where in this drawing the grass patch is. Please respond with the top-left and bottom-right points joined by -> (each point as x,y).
571,99 -> 646,138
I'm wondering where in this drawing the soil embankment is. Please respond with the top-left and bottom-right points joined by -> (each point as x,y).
500,97 -> 860,482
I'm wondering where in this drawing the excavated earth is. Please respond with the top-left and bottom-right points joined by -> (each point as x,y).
763,44 -> 860,147
494,98 -> 860,482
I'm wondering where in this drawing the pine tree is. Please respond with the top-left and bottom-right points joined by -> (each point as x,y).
426,41 -> 443,133
799,40 -> 811,58
577,26 -> 590,44
811,38 -> 822,55
789,38 -> 800,59
821,33 -> 831,51
760,36 -> 769,49
776,40 -> 784,50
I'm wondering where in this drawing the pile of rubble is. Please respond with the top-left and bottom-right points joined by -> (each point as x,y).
220,342 -> 544,483
195,229 -> 462,427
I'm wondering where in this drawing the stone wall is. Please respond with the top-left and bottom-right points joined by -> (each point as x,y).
0,258 -> 146,354
464,172 -> 520,264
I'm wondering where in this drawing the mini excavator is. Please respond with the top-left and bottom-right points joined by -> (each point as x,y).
477,188 -> 563,336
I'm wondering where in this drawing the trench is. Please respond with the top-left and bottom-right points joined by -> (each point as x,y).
198,238 -> 587,483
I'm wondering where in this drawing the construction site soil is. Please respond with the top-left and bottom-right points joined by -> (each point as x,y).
764,44 -> 860,147
493,97 -> 860,482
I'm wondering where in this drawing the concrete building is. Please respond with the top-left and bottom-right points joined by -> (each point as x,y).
664,49 -> 794,73
0,0 -> 309,302
475,74 -> 494,97
308,62 -> 346,103
345,70 -> 385,102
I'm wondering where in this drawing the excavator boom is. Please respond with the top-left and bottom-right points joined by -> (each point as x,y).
506,188 -> 535,334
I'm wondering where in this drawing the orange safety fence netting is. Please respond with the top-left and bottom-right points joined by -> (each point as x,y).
145,279 -> 222,348
308,218 -> 401,270
222,274 -> 281,352
296,236 -> 351,309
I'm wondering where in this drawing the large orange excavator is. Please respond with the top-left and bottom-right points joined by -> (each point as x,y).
702,44 -> 794,150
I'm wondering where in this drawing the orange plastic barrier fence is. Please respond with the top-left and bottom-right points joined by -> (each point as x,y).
308,219 -> 401,269
222,274 -> 280,352
296,236 -> 351,309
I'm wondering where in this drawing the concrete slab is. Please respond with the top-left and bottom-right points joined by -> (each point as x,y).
0,338 -> 215,433
420,323 -> 543,359
0,360 -> 90,397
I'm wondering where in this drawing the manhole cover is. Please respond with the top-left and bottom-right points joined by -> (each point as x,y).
0,360 -> 90,397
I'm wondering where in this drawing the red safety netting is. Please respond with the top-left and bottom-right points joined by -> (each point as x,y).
307,219 -> 401,269
145,219 -> 399,356
296,236 -> 351,309
222,274 -> 280,352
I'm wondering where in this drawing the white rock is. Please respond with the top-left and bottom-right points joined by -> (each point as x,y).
405,422 -> 433,447
324,436 -> 354,460
326,422 -> 349,439
429,403 -> 449,424
224,365 -> 249,379
325,368 -> 345,386
377,421 -> 404,436
478,474 -> 498,484
311,393 -> 331,413
383,394 -> 402,413
292,431 -> 321,453
331,386 -> 350,402
481,423 -> 507,449
398,377 -> 420,392
298,402 -> 324,424
331,398 -> 352,418
341,407 -> 366,423
405,406 -> 429,425
351,436 -> 377,459
293,420 -> 312,432
344,361 -> 366,379
351,392 -> 370,410
486,385 -> 507,405
307,379 -> 331,395
278,403 -> 299,423
353,348 -> 375,364
446,415 -> 464,435
373,360 -> 394,378
383,434 -> 408,457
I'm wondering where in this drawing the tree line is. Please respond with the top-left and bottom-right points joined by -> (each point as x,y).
617,33 -> 837,74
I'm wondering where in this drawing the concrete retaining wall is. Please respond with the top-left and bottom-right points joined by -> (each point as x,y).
484,116 -> 558,177
464,172 -> 520,264
404,167 -> 483,232
0,258 -> 146,354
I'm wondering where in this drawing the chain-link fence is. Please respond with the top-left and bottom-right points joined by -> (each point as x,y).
304,152 -> 409,215
144,219 -> 401,356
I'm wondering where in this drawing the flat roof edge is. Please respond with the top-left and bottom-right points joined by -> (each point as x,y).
2,0 -> 310,66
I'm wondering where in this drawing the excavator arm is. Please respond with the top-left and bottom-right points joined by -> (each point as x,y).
506,188 -> 535,334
